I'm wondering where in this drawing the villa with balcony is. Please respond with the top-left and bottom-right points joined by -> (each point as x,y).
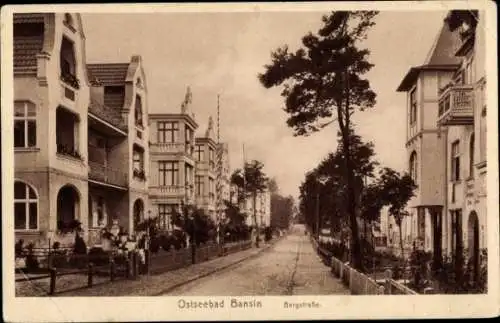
86,55 -> 150,240
148,88 -> 198,231
13,13 -> 150,249
396,10 -> 487,280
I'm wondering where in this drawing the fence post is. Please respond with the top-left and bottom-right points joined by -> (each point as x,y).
110,258 -> 116,282
349,267 -> 353,291
146,249 -> 151,275
88,262 -> 94,287
384,269 -> 393,295
132,252 -> 138,279
125,255 -> 130,279
49,267 -> 57,295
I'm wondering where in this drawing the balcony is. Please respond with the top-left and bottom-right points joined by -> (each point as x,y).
150,142 -> 186,155
88,161 -> 128,188
437,85 -> 474,126
149,185 -> 184,198
88,99 -> 128,134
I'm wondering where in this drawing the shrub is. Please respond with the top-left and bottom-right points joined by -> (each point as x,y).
149,236 -> 160,253
73,233 -> 87,254
15,239 -> 24,258
25,243 -> 39,271
160,235 -> 172,252
88,247 -> 109,266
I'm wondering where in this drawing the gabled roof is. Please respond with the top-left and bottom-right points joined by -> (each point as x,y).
87,63 -> 130,86
396,20 -> 463,92
423,23 -> 462,66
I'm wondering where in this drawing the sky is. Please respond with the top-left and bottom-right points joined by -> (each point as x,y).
82,10 -> 448,200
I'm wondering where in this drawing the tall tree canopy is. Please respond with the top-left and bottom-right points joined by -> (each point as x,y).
259,11 -> 379,270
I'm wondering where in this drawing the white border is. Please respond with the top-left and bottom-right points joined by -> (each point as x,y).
2,1 -> 499,322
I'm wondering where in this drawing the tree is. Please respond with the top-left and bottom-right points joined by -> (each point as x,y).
259,11 -> 379,270
375,167 -> 417,260
231,160 -> 269,247
444,10 -> 478,39
268,178 -> 294,230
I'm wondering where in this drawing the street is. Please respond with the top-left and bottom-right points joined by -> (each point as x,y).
165,224 -> 349,296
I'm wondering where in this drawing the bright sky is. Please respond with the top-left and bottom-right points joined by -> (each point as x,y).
82,10 -> 447,200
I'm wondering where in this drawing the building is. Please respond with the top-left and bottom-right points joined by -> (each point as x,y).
13,13 -> 149,247
86,55 -> 150,242
396,10 -> 486,272
216,142 -> 231,208
244,189 -> 271,228
148,88 -> 198,231
195,117 -> 217,220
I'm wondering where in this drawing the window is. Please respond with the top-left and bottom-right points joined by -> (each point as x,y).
195,175 -> 203,195
158,204 -> 175,230
185,127 -> 193,144
451,141 -> 461,181
56,107 -> 79,157
195,145 -> 204,162
209,148 -> 214,168
469,133 -> 475,177
60,37 -> 76,80
134,95 -> 143,128
480,107 -> 486,162
64,13 -> 74,27
185,165 -> 193,186
14,101 -> 36,148
157,121 -> 178,143
158,161 -> 179,186
133,147 -> 144,171
209,178 -> 214,200
409,151 -> 418,182
14,181 -> 38,230
451,210 -> 463,261
409,88 -> 417,125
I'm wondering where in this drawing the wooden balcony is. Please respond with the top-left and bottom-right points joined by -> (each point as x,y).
437,85 -> 474,126
88,161 -> 128,188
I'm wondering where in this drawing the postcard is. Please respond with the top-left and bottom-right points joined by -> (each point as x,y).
1,1 -> 498,322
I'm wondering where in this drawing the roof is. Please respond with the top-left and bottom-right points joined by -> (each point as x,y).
396,20 -> 463,92
87,63 -> 130,86
14,36 -> 43,74
13,14 -> 45,75
13,13 -> 45,24
396,64 -> 459,92
423,23 -> 462,66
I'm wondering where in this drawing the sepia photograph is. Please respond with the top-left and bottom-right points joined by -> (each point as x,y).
1,1 -> 498,322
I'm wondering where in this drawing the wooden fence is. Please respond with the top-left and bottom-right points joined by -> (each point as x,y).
17,239 -> 254,295
310,236 -> 418,295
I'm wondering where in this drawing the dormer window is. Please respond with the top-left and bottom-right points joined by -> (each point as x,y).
60,37 -> 79,89
63,13 -> 75,31
134,95 -> 143,128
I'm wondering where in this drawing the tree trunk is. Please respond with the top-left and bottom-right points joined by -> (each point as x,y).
399,224 -> 404,260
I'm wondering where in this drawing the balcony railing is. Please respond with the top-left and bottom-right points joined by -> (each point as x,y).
149,185 -> 184,197
88,161 -> 128,188
150,142 -> 186,154
438,85 -> 474,126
